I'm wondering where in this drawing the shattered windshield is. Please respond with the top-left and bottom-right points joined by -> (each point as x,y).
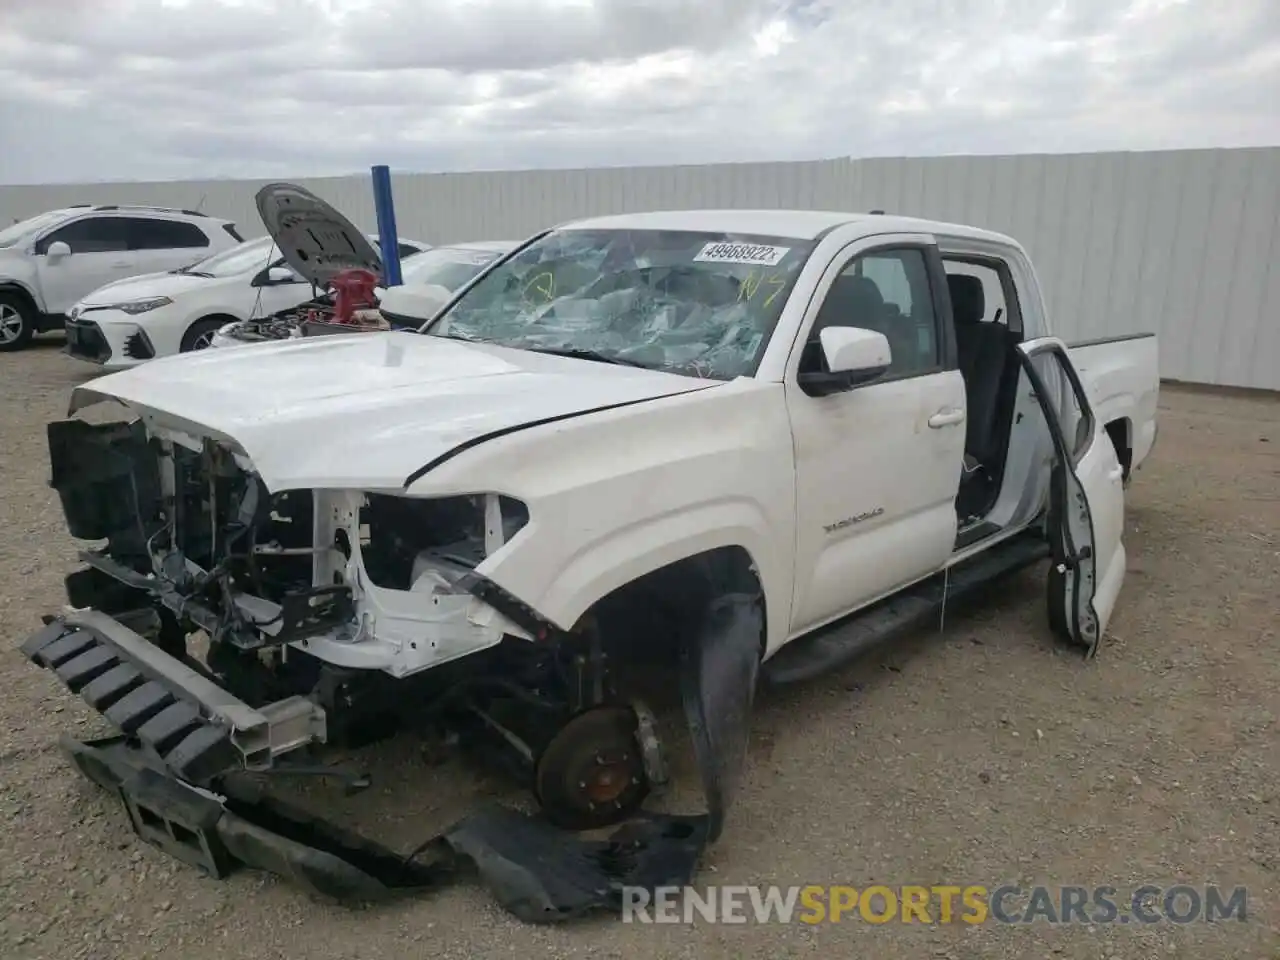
422,228 -> 817,380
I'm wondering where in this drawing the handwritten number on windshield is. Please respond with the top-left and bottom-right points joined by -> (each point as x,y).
738,271 -> 786,309
522,271 -> 556,306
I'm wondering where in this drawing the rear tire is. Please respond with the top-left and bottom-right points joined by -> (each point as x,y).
180,317 -> 226,353
0,293 -> 35,353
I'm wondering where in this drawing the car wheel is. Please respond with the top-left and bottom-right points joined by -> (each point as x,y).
0,293 -> 35,353
180,317 -> 227,353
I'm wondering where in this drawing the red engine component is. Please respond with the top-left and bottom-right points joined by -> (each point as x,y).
327,268 -> 382,324
298,268 -> 382,327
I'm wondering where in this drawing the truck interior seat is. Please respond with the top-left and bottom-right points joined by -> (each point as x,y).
949,273 -> 1008,468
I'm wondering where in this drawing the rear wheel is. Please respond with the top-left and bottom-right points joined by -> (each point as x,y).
180,317 -> 226,353
0,294 -> 35,352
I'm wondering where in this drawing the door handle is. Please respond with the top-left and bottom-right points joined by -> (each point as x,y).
928,409 -> 966,428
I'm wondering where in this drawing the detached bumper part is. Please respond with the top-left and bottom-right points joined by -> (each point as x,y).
56,735 -> 708,918
23,617 -> 240,785
22,610 -> 727,921
23,612 -> 325,781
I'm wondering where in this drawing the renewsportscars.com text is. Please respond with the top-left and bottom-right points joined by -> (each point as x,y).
621,884 -> 1248,925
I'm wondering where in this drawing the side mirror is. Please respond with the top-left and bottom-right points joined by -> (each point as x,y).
798,326 -> 892,397
45,240 -> 71,260
254,265 -> 297,286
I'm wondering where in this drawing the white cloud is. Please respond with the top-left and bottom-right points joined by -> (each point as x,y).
0,0 -> 1276,183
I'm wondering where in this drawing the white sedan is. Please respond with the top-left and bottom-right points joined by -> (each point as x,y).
64,233 -> 428,371
211,239 -> 519,347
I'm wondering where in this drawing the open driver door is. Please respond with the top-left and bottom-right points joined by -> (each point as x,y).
1018,337 -> 1127,658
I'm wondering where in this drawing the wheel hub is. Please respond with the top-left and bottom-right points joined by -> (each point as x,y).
0,304 -> 24,344
581,751 -> 631,804
533,705 -> 650,830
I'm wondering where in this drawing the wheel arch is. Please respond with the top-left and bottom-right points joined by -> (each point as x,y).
511,503 -> 784,652
554,542 -> 766,682
183,313 -> 240,350
0,281 -> 40,313
1104,416 -> 1133,479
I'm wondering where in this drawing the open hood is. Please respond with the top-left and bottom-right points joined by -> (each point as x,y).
255,182 -> 383,289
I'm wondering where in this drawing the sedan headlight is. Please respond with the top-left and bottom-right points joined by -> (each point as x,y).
109,296 -> 174,315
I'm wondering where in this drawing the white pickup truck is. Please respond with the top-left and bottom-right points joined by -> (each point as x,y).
23,209 -> 1158,918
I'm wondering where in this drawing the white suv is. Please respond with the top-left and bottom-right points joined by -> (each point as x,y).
0,205 -> 242,352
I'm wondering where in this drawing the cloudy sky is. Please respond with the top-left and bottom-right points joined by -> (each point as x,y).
0,0 -> 1276,184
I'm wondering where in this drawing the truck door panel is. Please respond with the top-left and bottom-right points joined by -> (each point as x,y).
1019,337 -> 1127,655
785,236 -> 966,635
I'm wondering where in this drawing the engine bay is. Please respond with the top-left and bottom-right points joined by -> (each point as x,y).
46,415 -> 529,667
218,268 -> 390,346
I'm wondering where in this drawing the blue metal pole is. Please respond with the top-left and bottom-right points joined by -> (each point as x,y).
371,164 -> 403,286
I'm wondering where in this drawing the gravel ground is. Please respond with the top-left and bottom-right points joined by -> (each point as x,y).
1,338 -> 1277,960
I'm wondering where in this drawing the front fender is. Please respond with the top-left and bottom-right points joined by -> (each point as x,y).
494,497 -> 788,649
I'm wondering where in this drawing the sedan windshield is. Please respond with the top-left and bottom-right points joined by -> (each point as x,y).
400,246 -> 508,292
423,228 -> 816,380
181,235 -> 279,277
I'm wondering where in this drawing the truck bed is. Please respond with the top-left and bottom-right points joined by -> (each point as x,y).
1068,332 -> 1160,473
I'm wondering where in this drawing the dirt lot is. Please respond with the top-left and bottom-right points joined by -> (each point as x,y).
0,338 -> 1277,960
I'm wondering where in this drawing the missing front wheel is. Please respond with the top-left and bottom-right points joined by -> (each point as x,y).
533,705 -> 651,830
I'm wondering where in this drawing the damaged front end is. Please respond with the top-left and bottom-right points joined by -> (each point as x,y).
23,407 -> 766,920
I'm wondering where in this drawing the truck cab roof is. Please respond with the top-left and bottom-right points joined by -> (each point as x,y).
559,208 -> 1021,247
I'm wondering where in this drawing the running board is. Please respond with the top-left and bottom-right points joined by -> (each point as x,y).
762,533 -> 1050,687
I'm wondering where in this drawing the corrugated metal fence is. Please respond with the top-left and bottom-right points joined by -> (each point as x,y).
2,148 -> 1277,389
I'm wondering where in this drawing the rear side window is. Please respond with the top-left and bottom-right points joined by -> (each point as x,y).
397,242 -> 423,260
37,217 -> 131,254
126,217 -> 210,250
222,223 -> 244,243
943,261 -> 1008,325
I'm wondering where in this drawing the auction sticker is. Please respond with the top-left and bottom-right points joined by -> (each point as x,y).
693,242 -> 792,266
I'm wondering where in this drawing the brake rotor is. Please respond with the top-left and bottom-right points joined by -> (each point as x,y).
533,705 -> 649,830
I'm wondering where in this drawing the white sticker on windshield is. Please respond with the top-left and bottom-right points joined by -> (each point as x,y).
693,242 -> 791,266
